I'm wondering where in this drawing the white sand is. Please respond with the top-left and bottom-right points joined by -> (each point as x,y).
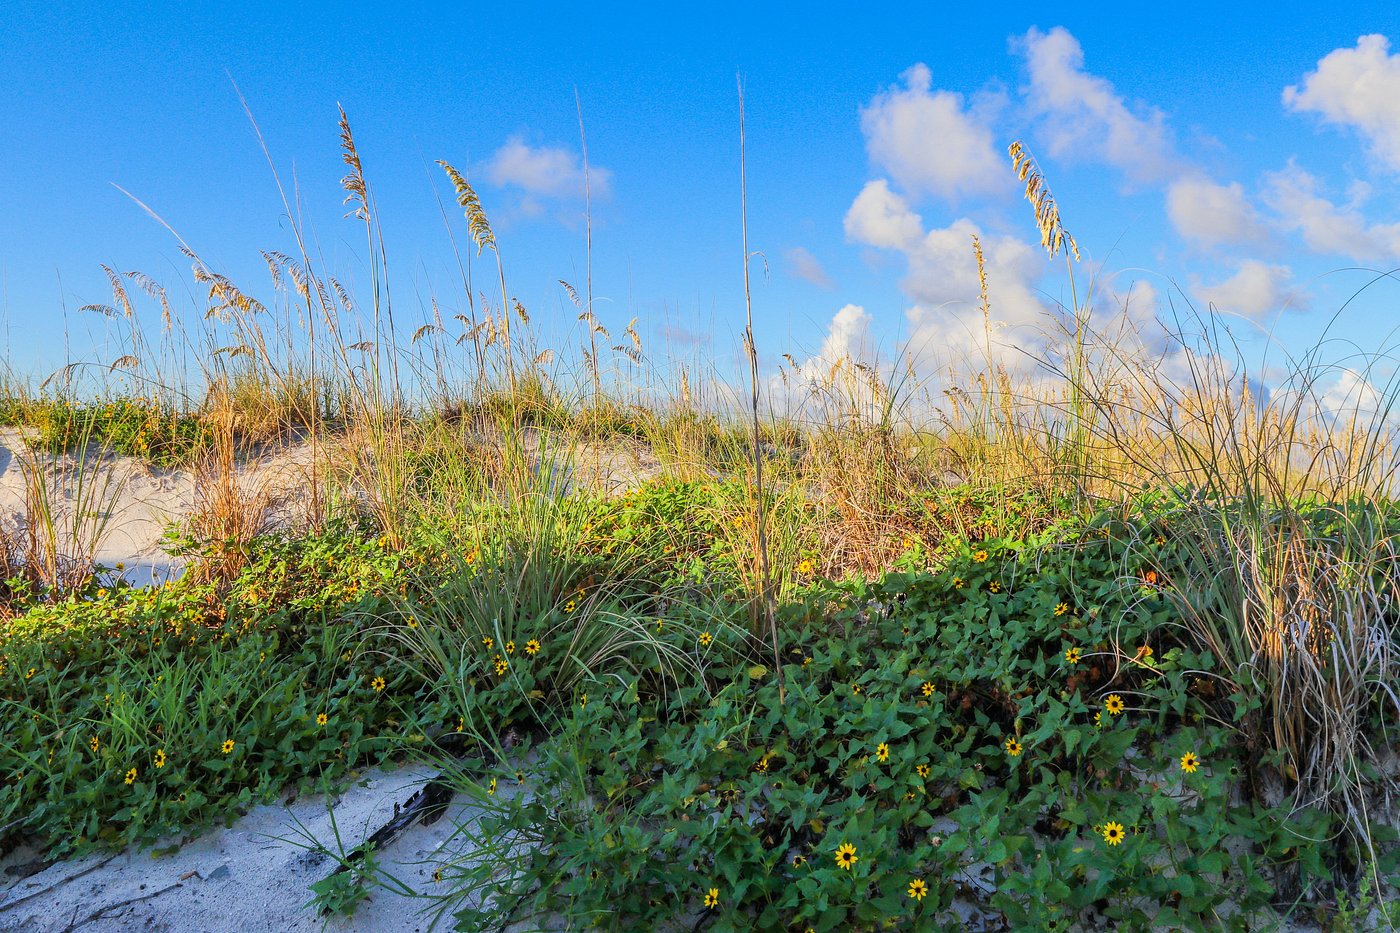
0,764 -> 506,933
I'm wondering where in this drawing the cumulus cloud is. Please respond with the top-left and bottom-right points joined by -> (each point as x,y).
844,179 -> 923,251
785,247 -> 834,289
1193,260 -> 1304,321
1166,176 -> 1268,248
843,181 -> 1053,374
485,136 -> 612,199
1285,35 -> 1400,172
859,63 -> 1006,201
1018,26 -> 1178,183
1261,164 -> 1400,262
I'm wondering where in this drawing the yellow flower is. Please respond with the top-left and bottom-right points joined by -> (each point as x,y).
564,599 -> 577,614
851,684 -> 862,696
488,777 -> 497,796
876,742 -> 890,763
1004,737 -> 1022,757
89,735 -> 100,753
1135,645 -> 1154,663
221,739 -> 235,754
797,559 -> 814,575
494,656 -> 508,676
317,713 -> 328,726
703,887 -> 719,909
733,515 -> 748,529
482,636 -> 494,651
579,693 -> 588,709
1104,694 -> 1125,715
1094,712 -> 1103,728
1179,751 -> 1200,774
371,675 -> 386,692
1054,602 -> 1069,616
973,549 -> 988,562
524,639 -> 541,656
902,536 -> 914,550
154,749 -> 166,768
920,681 -> 934,698
1102,821 -> 1126,845
907,878 -> 928,901
124,767 -> 137,785
698,631 -> 713,647
834,842 -> 858,870
916,763 -> 930,778
987,580 -> 1002,593
465,549 -> 478,565
1064,647 -> 1081,664
505,641 -> 516,655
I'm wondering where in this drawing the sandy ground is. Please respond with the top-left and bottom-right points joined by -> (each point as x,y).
0,764 -> 509,933
0,428 -> 323,587
0,427 -> 660,588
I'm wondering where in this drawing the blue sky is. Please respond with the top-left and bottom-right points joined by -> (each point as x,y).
6,2 -> 1400,398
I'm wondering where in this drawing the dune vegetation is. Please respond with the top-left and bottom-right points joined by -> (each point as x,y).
0,116 -> 1396,932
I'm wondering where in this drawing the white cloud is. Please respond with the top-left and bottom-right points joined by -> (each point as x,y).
785,247 -> 834,289
843,181 -> 1054,375
1166,176 -> 1267,248
485,136 -> 612,199
902,219 -> 1050,365
1261,164 -> 1400,262
1284,35 -> 1400,172
844,179 -> 923,251
1193,260 -> 1304,321
859,63 -> 1006,201
1018,26 -> 1178,183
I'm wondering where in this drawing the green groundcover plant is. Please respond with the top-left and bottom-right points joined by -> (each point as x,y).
0,485 -> 1394,933
437,522 -> 1398,932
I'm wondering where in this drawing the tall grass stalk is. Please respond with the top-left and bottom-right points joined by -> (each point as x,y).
736,76 -> 782,702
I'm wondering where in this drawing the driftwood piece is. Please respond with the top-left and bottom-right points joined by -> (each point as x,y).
316,776 -> 454,912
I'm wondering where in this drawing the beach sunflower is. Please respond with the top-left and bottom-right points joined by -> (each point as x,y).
154,749 -> 166,769
124,767 -> 137,785
703,887 -> 719,909
221,739 -> 235,754
698,631 -> 713,647
907,878 -> 928,901
1104,694 -> 1125,715
524,639 -> 541,656
834,842 -> 858,870
1179,751 -> 1200,773
1064,647 -> 1081,664
1004,737 -> 1023,757
876,742 -> 890,763
1102,821 -> 1126,845
371,675 -> 386,692
316,713 -> 328,726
